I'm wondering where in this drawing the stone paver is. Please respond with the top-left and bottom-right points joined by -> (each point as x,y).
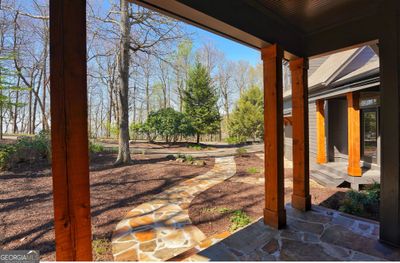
111,156 -> 236,261
183,205 -> 400,261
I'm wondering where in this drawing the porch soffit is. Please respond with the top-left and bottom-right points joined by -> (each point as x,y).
131,0 -> 386,58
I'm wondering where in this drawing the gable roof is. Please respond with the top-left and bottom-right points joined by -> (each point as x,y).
308,47 -> 361,88
283,45 -> 379,99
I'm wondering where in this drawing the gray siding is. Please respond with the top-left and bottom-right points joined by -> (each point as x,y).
284,101 -> 317,163
284,125 -> 292,161
328,99 -> 348,162
308,102 -> 317,163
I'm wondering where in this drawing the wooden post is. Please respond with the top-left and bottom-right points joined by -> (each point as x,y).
50,0 -> 92,260
261,44 -> 286,229
290,58 -> 311,211
347,92 -> 362,176
379,1 -> 400,247
316,100 -> 327,164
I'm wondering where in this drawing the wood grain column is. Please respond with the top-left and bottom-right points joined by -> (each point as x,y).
347,92 -> 362,176
290,58 -> 311,211
50,0 -> 92,260
316,100 -> 327,164
261,44 -> 286,229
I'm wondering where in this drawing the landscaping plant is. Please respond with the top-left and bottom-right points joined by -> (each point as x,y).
229,210 -> 252,232
89,141 -> 105,154
339,183 -> 380,219
236,147 -> 248,156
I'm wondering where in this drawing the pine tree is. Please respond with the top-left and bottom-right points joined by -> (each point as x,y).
0,55 -> 25,139
228,85 -> 264,142
183,62 -> 220,144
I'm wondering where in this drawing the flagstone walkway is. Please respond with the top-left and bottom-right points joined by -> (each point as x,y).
111,156 -> 236,261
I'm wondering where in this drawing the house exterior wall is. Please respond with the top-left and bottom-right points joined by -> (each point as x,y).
327,99 -> 349,162
308,101 -> 318,163
284,124 -> 292,161
284,101 -> 317,163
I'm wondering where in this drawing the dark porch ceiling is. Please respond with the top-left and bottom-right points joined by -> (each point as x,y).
131,0 -> 386,58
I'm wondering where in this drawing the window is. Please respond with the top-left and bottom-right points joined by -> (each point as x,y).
362,109 -> 378,164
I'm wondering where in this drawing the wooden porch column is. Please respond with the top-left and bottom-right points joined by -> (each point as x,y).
261,44 -> 286,229
379,1 -> 400,247
316,100 -> 327,164
290,58 -> 311,211
347,92 -> 362,176
50,0 -> 92,260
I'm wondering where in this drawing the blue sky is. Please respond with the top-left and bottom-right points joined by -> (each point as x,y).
88,0 -> 261,66
187,24 -> 261,66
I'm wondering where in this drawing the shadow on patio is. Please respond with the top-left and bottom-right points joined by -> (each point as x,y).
173,204 -> 400,261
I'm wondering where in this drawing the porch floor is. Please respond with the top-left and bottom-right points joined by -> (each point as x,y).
181,204 -> 400,261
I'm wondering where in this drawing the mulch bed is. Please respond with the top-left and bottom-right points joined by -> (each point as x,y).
0,152 -> 214,261
189,154 -> 348,237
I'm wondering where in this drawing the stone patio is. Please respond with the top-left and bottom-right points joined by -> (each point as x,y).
182,204 -> 400,261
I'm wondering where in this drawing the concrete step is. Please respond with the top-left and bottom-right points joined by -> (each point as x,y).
310,169 -> 345,188
312,163 -> 348,178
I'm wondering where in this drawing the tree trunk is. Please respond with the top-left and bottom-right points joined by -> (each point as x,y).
115,0 -> 131,164
196,133 -> 200,144
28,89 -> 32,134
107,88 -> 113,138
32,88 -> 38,134
0,89 -> 3,140
145,78 -> 150,117
13,77 -> 20,134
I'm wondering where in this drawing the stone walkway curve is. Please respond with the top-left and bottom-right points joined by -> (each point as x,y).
111,156 -> 236,261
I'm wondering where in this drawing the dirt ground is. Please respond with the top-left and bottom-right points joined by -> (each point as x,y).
189,154 -> 347,237
0,152 -> 214,261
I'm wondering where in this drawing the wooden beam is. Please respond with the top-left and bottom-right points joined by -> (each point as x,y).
316,100 -> 327,164
290,58 -> 311,211
261,44 -> 286,229
50,0 -> 92,260
346,92 -> 362,177
379,0 -> 400,247
133,0 -> 305,56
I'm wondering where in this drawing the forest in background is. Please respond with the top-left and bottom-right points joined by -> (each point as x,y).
0,0 -> 297,164
0,0 -> 263,135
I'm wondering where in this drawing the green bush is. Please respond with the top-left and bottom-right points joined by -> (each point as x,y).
188,144 -> 209,150
89,141 -> 104,154
236,147 -> 248,156
246,167 -> 259,174
16,130 -> 51,159
175,153 -> 195,163
230,210 -> 252,232
144,108 -> 195,143
129,122 -> 143,141
0,144 -> 16,170
0,131 -> 51,170
225,136 -> 247,145
186,155 -> 194,162
339,184 -> 380,217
